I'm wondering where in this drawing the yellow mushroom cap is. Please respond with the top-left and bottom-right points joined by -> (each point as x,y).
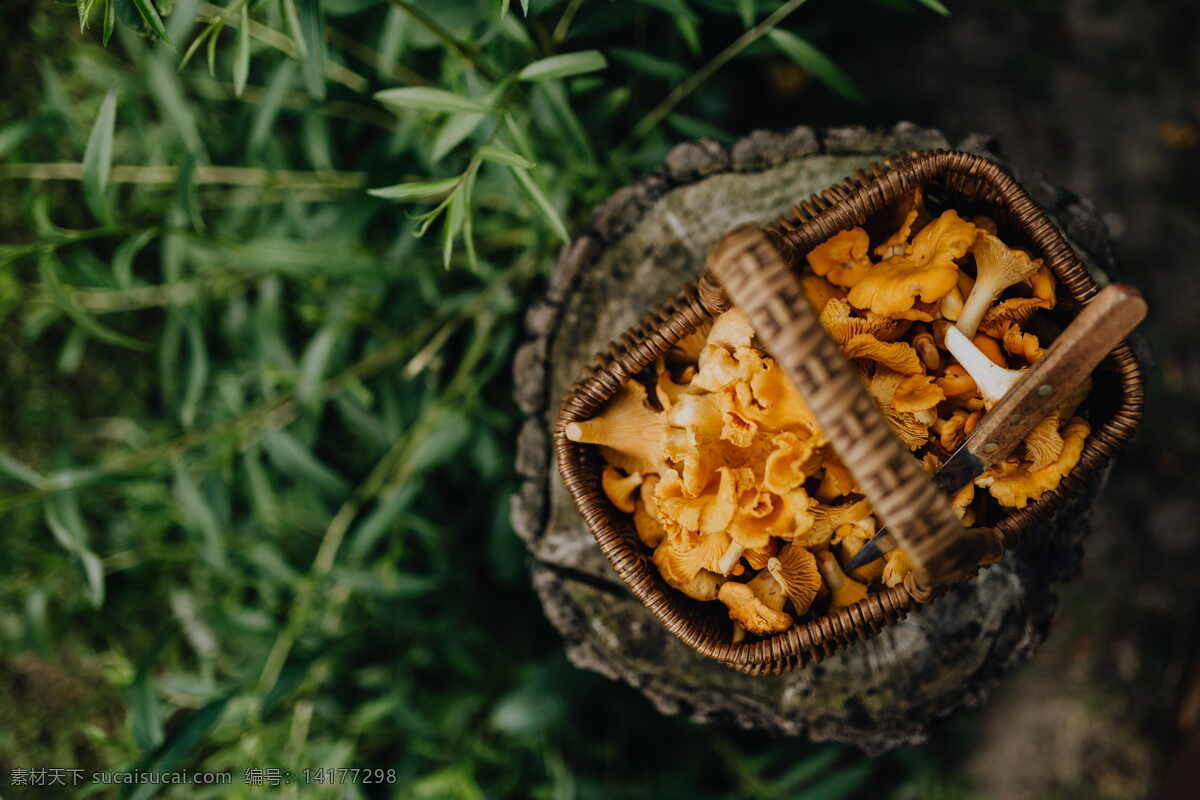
975,417 -> 1090,507
806,227 -> 873,288
847,210 -> 976,317
717,581 -> 793,635
882,548 -> 915,588
791,497 -> 872,548
762,431 -> 820,495
815,454 -> 856,503
819,298 -> 911,346
767,545 -> 822,616
601,466 -> 642,513
802,275 -> 845,314
892,374 -> 945,413
868,369 -> 932,451
654,529 -> 732,586
843,334 -> 924,375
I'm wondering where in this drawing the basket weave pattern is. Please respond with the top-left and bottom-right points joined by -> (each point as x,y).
556,150 -> 1144,675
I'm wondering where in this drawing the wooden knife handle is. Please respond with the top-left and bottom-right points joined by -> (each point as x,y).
966,283 -> 1147,466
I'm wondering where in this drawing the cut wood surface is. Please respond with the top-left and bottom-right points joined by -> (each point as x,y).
511,123 -> 1120,754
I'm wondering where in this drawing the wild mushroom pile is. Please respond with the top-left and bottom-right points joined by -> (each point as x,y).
565,189 -> 1092,639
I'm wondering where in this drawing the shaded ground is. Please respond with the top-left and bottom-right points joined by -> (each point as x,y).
814,1 -> 1200,796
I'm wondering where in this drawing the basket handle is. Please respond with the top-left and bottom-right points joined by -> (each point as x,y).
703,225 -> 971,585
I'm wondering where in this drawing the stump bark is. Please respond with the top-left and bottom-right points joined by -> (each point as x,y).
511,123 -> 1121,754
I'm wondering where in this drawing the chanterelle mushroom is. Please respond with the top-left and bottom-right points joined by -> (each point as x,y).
766,544 -> 822,616
565,381 -> 668,475
847,210 -> 976,317
601,466 -> 642,513
807,228 -> 873,287
718,581 -> 793,635
956,231 -> 1040,338
817,550 -> 868,609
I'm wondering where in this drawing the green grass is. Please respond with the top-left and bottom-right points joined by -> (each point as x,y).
0,1 -> 984,797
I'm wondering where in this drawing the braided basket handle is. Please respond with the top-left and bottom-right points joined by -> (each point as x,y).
703,225 -> 972,585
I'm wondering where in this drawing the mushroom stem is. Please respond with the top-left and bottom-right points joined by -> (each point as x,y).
716,541 -> 745,574
955,232 -> 1040,338
944,326 -> 1025,407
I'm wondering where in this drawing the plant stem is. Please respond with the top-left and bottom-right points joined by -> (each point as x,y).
552,0 -> 587,44
388,0 -> 497,82
0,163 -> 365,190
624,0 -> 810,145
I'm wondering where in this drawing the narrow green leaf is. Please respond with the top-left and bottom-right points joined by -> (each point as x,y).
375,87 -> 491,114
175,155 -> 204,233
330,568 -> 439,597
519,0 -> 529,15
772,747 -> 842,793
297,324 -> 339,410
206,19 -> 224,76
296,0 -> 326,99
179,315 -> 208,429
233,5 -> 250,97
112,230 -> 156,289
78,0 -> 98,32
103,0 -> 116,46
915,0 -> 951,15
243,447 -> 280,531
179,23 -> 215,70
39,253 -> 148,351
442,189 -> 465,269
517,50 -> 607,81
44,492 -> 105,607
367,176 -> 460,202
249,60 -> 296,153
500,0 -> 510,18
130,0 -> 169,43
128,642 -> 166,752
790,761 -> 872,800
431,112 -> 487,162
261,428 -> 349,496
123,695 -> 233,800
82,90 -> 117,223
172,460 -> 226,571
477,143 -> 535,169
510,167 -> 569,244
81,91 -> 117,221
378,7 -> 408,74
281,0 -> 308,57
0,450 -> 45,487
736,0 -> 756,27
667,112 -> 735,144
461,167 -> 478,270
610,47 -> 688,81
0,120 -> 34,159
767,29 -> 867,104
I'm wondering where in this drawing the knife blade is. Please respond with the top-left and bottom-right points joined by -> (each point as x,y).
845,283 -> 1147,572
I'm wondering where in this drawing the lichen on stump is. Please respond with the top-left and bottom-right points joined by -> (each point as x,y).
512,123 -> 1120,755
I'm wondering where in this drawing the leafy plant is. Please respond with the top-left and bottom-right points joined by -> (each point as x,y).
0,0 -> 965,796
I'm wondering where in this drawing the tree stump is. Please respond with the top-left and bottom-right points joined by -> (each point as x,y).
511,123 -> 1122,754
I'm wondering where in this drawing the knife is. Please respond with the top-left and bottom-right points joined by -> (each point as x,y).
845,283 -> 1147,572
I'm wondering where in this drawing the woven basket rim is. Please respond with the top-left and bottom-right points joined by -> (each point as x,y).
555,148 -> 1145,674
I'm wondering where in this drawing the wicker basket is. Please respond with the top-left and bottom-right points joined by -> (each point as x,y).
555,149 -> 1144,675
